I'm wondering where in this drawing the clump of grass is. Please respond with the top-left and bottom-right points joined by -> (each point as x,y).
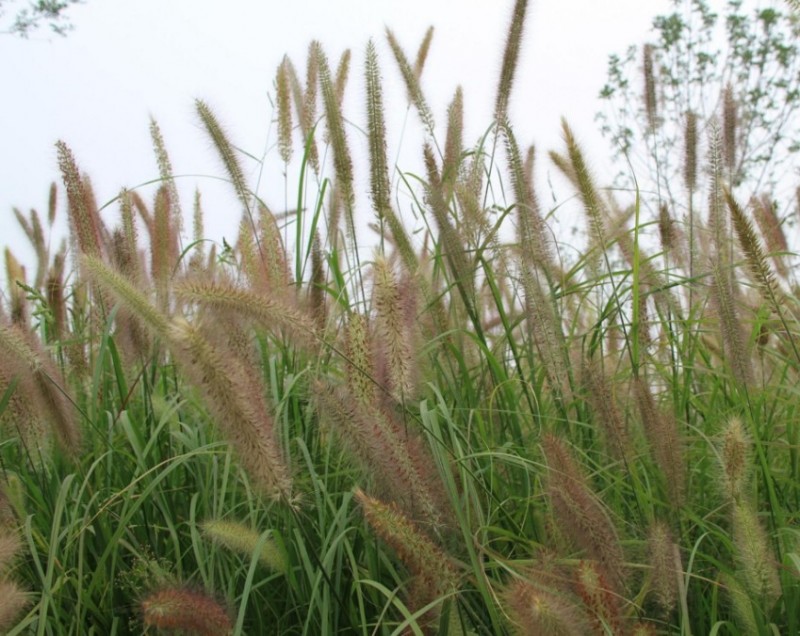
2,1 -> 800,633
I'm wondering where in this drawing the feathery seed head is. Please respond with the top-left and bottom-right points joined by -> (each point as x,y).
562,119 -> 607,258
727,190 -> 782,311
190,189 -> 205,267
646,521 -> 679,614
752,193 -> 788,277
731,501 -> 780,603
56,141 -> 102,258
149,116 -> 182,235
334,48 -> 351,106
309,233 -> 326,328
574,559 -> 623,635
442,86 -> 464,189
495,0 -> 529,123
722,84 -> 738,176
707,118 -> 728,255
365,39 -> 391,219
0,533 -> 21,574
386,28 -> 435,135
141,586 -> 232,636
718,417 -> 751,502
683,111 -> 697,192
4,250 -> 28,327
196,100 -> 251,213
315,42 -> 355,214
658,203 -> 675,254
302,43 -> 320,172
372,256 -> 416,402
413,26 -> 435,78
346,312 -> 377,406
316,381 -> 446,533
723,573 -> 759,636
167,317 -> 293,500
503,578 -> 589,636
709,257 -> 753,388
174,280 -> 318,353
633,377 -> 686,508
201,519 -> 288,573
0,322 -> 80,454
0,580 -> 29,633
258,204 -> 293,294
47,181 -> 57,225
46,247 -> 67,340
643,44 -> 658,130
541,434 -> 625,589
276,56 -> 294,164
355,488 -> 458,607
581,359 -> 629,461
82,255 -> 170,337
152,185 -> 175,312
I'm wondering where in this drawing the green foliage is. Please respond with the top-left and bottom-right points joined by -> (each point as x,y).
1,0 -> 83,37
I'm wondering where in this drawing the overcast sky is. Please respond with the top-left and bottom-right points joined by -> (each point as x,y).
0,0 -> 673,263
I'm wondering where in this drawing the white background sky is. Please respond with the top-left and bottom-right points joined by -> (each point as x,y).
0,0 -> 674,262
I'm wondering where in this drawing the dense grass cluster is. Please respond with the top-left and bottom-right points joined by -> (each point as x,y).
2,1 -> 799,633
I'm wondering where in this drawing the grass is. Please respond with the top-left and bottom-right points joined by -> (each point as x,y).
1,1 -> 799,633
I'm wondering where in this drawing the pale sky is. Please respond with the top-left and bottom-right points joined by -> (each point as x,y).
0,0 -> 673,264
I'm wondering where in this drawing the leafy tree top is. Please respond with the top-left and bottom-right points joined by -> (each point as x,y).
1,0 -> 82,37
597,0 -> 800,215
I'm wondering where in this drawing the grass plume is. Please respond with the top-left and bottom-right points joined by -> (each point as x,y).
386,27 -> 435,136
495,0 -> 529,123
196,99 -> 251,214
141,586 -> 232,636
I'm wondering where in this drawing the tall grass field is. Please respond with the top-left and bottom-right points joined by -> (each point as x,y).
1,1 -> 799,633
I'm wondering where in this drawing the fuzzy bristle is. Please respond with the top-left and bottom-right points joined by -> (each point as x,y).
315,42 -> 356,228
646,521 -> 679,615
643,44 -> 658,130
683,111 -> 698,191
581,359 -> 629,461
413,26 -> 435,78
0,322 -> 80,455
149,117 -> 182,237
56,141 -> 102,259
302,43 -> 320,172
355,488 -> 457,629
386,28 -> 435,136
276,56 -> 294,164
574,559 -> 623,635
365,40 -> 392,222
541,434 -> 625,590
372,256 -> 417,402
167,318 -> 294,501
195,100 -> 251,214
0,580 -> 29,633
731,501 -> 780,603
201,519 -> 287,573
719,417 -> 751,503
495,0 -> 529,123
141,586 -> 232,636
634,377 -> 686,509
503,578 -> 589,636
722,84 -> 738,177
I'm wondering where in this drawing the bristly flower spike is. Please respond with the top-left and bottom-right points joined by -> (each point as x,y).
495,0 -> 529,124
